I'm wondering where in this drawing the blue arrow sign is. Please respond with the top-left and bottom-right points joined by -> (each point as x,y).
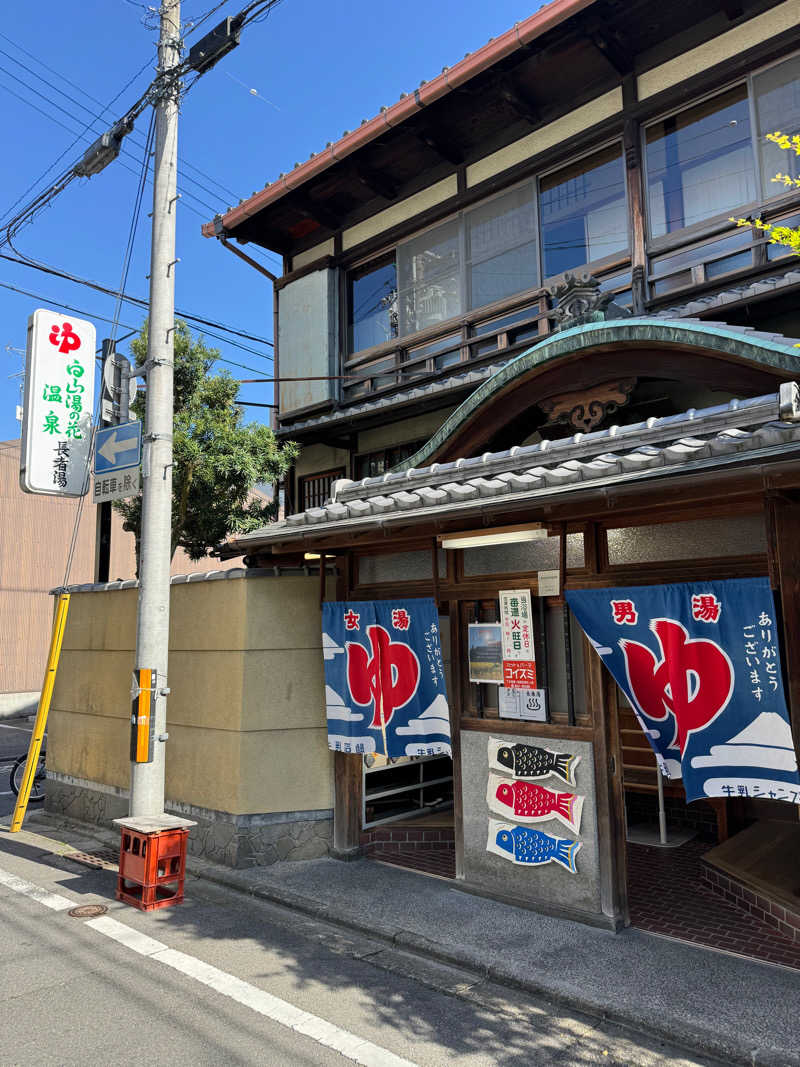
94,421 -> 142,475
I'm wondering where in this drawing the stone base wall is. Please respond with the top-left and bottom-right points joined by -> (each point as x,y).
46,774 -> 332,869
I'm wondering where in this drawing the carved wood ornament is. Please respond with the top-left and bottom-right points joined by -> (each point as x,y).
538,378 -> 636,432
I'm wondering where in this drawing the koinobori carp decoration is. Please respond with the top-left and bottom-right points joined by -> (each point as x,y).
322,598 -> 451,758
487,738 -> 580,786
486,820 -> 582,872
487,775 -> 584,834
566,578 -> 800,804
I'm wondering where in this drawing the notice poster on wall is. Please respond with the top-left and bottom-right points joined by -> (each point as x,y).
468,623 -> 503,684
499,589 -> 536,689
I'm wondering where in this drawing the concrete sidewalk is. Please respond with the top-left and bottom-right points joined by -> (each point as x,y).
5,810 -> 799,1067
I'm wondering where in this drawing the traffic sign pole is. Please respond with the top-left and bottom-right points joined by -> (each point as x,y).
130,0 -> 180,818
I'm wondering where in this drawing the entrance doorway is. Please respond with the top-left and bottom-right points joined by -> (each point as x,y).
612,685 -> 800,969
360,753 -> 456,879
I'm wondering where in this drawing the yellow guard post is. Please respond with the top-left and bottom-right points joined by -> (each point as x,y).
10,592 -> 70,832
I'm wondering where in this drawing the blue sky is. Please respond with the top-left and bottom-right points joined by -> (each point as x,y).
0,0 -> 540,442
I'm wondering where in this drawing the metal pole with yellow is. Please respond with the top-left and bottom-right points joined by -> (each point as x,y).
10,592 -> 70,832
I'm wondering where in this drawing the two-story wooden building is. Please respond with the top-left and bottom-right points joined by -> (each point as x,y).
202,1 -> 800,959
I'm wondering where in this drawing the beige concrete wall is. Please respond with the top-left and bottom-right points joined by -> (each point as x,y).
466,89 -> 622,188
637,1 -> 800,100
342,176 -> 458,252
292,239 -> 335,272
49,572 -> 333,817
295,442 -> 350,479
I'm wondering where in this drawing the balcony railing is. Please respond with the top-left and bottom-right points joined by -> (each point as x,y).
341,265 -> 632,404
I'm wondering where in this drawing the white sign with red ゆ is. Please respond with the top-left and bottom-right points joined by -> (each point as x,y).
499,588 -> 536,689
20,309 -> 96,497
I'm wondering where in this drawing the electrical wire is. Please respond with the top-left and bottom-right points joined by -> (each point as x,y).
0,1 -> 287,280
1,249 -> 274,354
0,55 -> 154,231
0,42 -> 282,269
110,112 -> 156,344
60,108 -> 158,590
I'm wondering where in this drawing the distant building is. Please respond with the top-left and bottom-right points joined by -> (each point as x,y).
0,438 -> 242,695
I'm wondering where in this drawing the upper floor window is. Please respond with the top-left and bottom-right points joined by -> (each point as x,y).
398,218 -> 462,335
466,183 -> 538,309
644,54 -> 800,242
645,85 -> 756,239
753,54 -> 800,197
346,147 -> 627,356
349,255 -> 398,353
540,144 -> 628,277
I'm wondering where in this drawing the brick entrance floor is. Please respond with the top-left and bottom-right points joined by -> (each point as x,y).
627,838 -> 800,969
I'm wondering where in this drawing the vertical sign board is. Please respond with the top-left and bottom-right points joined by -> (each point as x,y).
20,310 -> 96,496
130,668 -> 156,764
499,589 -> 537,688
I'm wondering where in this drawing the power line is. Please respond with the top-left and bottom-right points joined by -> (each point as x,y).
0,277 -> 273,380
0,45 -> 282,269
0,27 -> 282,267
0,250 -> 274,352
0,55 -> 154,229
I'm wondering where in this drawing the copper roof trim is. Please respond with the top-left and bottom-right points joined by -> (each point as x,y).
202,0 -> 599,239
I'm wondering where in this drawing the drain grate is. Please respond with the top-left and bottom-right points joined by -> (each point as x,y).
68,904 -> 108,918
63,848 -> 119,872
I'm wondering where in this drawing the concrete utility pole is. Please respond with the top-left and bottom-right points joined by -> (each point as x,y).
130,0 -> 181,816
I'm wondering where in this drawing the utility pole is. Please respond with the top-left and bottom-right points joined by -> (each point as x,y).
129,0 -> 181,817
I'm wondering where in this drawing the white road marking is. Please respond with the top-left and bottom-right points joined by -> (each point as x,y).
0,722 -> 34,731
0,866 -> 74,910
85,915 -> 167,956
1,865 -> 417,1067
0,791 -> 13,797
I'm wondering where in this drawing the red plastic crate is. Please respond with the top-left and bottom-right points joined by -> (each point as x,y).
116,826 -> 188,911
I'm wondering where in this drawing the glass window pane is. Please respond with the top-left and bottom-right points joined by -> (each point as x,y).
349,258 -> 397,353
754,55 -> 800,199
466,184 -> 538,308
463,533 -> 583,576
606,515 -> 765,565
539,145 -> 627,279
397,219 -> 462,336
645,86 -> 756,239
358,550 -> 446,584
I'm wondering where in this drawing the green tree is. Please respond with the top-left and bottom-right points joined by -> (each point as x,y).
115,321 -> 298,565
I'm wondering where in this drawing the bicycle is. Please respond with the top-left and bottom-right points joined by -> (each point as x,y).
9,750 -> 46,802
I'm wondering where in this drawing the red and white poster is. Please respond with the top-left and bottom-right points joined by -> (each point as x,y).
499,588 -> 536,689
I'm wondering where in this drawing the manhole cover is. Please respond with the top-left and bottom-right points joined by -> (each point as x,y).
68,904 -> 108,918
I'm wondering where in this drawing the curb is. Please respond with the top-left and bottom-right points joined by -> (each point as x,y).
190,862 -> 795,1067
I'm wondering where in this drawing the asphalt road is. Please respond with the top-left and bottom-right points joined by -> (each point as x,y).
0,832 -> 722,1067
0,717 -> 36,818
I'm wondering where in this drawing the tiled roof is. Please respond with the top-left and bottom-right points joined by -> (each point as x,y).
53,564 -> 334,596
232,383 -> 800,552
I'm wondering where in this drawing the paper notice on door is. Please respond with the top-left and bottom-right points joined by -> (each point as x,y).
499,686 -> 547,722
537,569 -> 560,597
